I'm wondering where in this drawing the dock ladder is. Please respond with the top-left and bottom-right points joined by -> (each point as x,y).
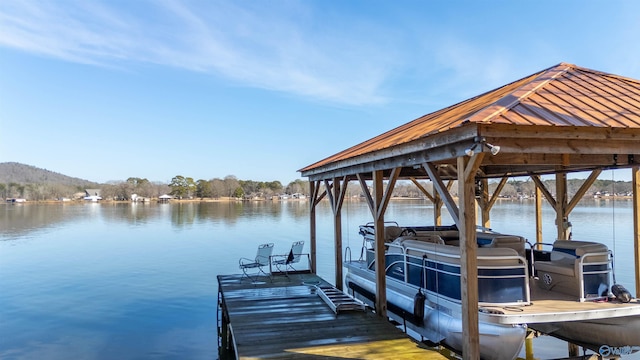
315,285 -> 366,314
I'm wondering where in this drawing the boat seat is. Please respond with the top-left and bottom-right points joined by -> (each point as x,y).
441,235 -> 526,256
476,247 -> 522,266
401,240 -> 521,267
535,258 -> 575,277
394,234 -> 445,245
387,235 -> 443,254
534,240 -> 610,300
425,230 -> 459,242
384,226 -> 404,242
478,234 -> 526,257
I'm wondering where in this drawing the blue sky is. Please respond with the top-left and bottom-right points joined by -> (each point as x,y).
0,1 -> 638,184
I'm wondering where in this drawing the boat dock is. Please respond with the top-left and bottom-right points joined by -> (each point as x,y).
217,272 -> 450,359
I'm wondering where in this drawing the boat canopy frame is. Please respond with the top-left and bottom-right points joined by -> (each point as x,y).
299,63 -> 640,360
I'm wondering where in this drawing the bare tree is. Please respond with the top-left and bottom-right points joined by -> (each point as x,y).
211,178 -> 225,199
223,175 -> 240,198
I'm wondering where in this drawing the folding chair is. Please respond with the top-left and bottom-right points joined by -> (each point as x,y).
271,241 -> 307,275
239,243 -> 274,282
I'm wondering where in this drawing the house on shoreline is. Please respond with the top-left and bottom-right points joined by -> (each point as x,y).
84,189 -> 102,201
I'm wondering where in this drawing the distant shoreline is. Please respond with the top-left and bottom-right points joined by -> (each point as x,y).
3,195 -> 634,205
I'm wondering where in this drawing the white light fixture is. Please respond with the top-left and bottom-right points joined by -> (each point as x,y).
485,143 -> 500,155
465,137 -> 500,157
465,143 -> 478,156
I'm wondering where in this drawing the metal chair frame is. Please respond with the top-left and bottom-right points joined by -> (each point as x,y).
271,241 -> 307,275
239,243 -> 274,282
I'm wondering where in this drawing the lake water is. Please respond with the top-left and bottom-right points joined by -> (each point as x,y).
1,199 -> 638,359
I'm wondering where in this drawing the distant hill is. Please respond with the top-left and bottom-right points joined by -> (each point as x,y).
0,162 -> 98,187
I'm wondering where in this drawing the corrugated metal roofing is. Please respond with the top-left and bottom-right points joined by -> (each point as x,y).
300,63 -> 640,173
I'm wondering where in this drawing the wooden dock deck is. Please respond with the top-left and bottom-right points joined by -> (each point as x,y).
217,272 -> 450,359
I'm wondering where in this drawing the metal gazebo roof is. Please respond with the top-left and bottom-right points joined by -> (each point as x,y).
300,62 -> 640,181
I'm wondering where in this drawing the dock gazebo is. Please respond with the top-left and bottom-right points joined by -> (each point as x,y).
299,63 -> 640,359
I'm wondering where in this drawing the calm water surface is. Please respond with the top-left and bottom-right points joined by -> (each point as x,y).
0,199 -> 637,359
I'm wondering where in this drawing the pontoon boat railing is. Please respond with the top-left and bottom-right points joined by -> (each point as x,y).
577,251 -> 612,301
375,241 -> 530,306
529,242 -> 612,302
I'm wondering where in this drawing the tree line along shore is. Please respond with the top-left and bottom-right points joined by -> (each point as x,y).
3,175 -> 633,203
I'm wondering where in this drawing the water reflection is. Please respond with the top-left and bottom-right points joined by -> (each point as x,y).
0,199 -> 635,289
1,198 -> 634,241
0,199 -> 637,360
0,200 -> 314,237
0,203 -> 88,239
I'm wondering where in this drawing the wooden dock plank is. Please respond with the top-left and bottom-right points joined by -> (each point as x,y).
218,273 -> 449,360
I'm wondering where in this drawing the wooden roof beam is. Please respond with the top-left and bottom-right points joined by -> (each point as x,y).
483,139 -> 640,155
409,177 -> 435,202
423,162 -> 460,227
479,123 -> 640,140
531,174 -> 557,210
479,163 -> 637,179
357,173 -> 374,216
482,153 -> 638,167
633,166 -> 640,298
566,170 -> 602,214
378,168 -> 401,220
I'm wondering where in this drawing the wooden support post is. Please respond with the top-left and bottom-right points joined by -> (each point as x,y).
334,201 -> 343,290
424,163 -> 460,227
357,174 -> 374,215
324,177 -> 348,290
568,343 -> 580,357
457,155 -> 483,360
309,180 -> 318,273
434,181 -> 454,226
633,166 -> 640,298
410,177 -> 455,226
434,192 -> 443,226
566,170 -> 601,215
525,330 -> 536,360
443,180 -> 454,226
477,177 -> 508,230
373,170 -> 387,317
410,177 -> 440,225
533,170 -> 599,246
355,167 -> 401,317
558,169 -> 576,357
556,172 -> 569,240
531,174 -> 558,246
480,178 -> 490,229
535,186 -> 543,248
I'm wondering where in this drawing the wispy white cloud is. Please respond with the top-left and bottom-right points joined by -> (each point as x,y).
6,1 -> 637,109
0,0 -> 396,105
0,1 -> 140,66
